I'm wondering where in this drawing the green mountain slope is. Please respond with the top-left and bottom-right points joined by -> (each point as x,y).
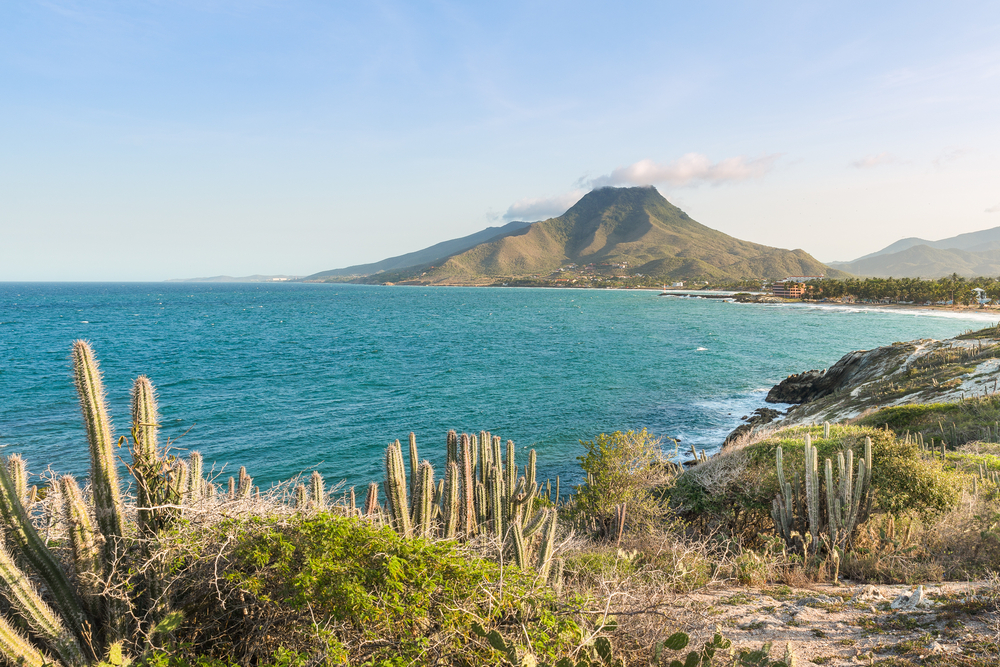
427,186 -> 841,282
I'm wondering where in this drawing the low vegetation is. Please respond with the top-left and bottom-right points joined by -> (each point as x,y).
7,334 -> 1000,666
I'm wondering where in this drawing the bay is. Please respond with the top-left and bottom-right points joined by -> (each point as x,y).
0,282 -> 994,490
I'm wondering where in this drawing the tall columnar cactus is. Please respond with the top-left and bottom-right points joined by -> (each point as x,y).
0,460 -> 89,652
408,432 -> 419,499
311,471 -> 325,509
384,440 -> 412,537
238,466 -> 253,499
772,432 -> 873,557
0,545 -> 86,667
413,461 -> 435,537
536,509 -> 559,580
6,456 -> 28,507
188,451 -> 204,501
442,461 -> 460,539
131,375 -> 159,466
459,434 -> 476,535
364,482 -> 380,517
59,476 -> 103,621
72,340 -> 124,547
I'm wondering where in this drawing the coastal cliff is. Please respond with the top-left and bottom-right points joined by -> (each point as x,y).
764,324 -> 1000,426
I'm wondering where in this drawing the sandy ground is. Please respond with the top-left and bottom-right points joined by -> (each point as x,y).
656,581 -> 998,666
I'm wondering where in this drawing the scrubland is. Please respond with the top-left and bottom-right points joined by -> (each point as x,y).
6,339 -> 1000,667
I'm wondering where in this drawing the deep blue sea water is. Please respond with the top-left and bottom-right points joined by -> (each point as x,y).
0,283 -> 995,490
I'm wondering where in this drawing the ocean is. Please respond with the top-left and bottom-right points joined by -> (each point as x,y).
0,283 -> 995,491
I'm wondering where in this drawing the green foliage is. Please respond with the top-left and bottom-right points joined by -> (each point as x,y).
573,429 -> 677,536
653,631 -> 733,667
182,512 -> 583,666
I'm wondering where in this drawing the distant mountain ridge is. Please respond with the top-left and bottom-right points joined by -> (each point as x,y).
304,220 -> 531,280
830,225 -> 1000,277
358,186 -> 842,283
165,274 -> 302,283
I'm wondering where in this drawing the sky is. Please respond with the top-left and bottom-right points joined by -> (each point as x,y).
2,1 -> 999,281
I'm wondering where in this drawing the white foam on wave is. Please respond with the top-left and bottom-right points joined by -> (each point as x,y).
696,347 -> 708,351
793,303 -> 999,322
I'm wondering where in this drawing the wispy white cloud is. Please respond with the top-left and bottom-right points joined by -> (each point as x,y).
588,154 -> 780,189
851,152 -> 896,168
933,148 -> 973,169
502,189 -> 586,222
987,203 -> 1000,214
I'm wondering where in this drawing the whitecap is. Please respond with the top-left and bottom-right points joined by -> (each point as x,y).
696,347 -> 708,351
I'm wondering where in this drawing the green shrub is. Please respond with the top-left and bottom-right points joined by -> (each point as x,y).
571,429 -> 677,535
669,424 -> 959,546
172,513 -> 584,666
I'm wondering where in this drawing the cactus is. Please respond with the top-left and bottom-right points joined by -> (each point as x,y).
348,486 -> 356,515
188,451 -> 204,501
459,434 -> 476,536
0,545 -> 87,666
442,461 -> 460,539
376,429 -> 560,575
238,466 -> 252,499
311,471 -> 325,509
0,460 -> 89,650
408,432 -> 419,500
59,476 -> 103,620
6,456 -> 28,507
364,482 -> 379,517
384,440 -> 412,537
413,461 -> 435,537
72,340 -> 125,549
772,432 -> 873,558
295,484 -> 307,509
536,509 -> 558,580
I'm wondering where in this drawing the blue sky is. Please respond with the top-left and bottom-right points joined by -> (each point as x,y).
2,1 -> 999,280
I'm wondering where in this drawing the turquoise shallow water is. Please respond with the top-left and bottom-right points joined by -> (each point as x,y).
0,283 -> 995,489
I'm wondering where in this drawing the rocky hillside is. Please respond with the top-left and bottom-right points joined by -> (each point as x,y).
765,324 -> 1000,425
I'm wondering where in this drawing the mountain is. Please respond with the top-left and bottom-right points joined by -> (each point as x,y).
829,224 -> 1000,277
304,220 -> 531,280
419,186 -> 841,282
830,245 -> 1000,278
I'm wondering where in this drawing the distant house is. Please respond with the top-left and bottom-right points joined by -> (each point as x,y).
972,288 -> 991,305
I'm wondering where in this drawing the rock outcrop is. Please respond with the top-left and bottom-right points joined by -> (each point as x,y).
765,345 -> 916,404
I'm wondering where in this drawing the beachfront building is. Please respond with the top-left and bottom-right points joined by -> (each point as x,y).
771,275 -> 824,299
771,280 -> 806,298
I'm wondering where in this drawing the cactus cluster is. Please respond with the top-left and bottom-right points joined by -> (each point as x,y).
0,342 -> 231,667
771,432 -> 873,557
380,430 -> 561,578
